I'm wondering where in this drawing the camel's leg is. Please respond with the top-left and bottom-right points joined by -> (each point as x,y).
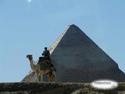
47,75 -> 51,82
51,74 -> 55,82
35,70 -> 40,82
47,72 -> 52,82
34,71 -> 38,82
36,73 -> 39,82
38,72 -> 43,82
47,71 -> 56,82
40,75 -> 43,82
38,75 -> 41,82
32,72 -> 37,82
53,71 -> 56,81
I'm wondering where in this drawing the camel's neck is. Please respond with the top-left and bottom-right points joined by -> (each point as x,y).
28,59 -> 36,69
29,59 -> 34,64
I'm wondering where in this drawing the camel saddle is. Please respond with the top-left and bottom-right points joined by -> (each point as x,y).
38,57 -> 52,70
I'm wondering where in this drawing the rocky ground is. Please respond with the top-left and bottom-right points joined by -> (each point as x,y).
0,82 -> 125,94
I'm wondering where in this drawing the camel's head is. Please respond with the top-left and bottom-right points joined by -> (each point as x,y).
26,54 -> 33,61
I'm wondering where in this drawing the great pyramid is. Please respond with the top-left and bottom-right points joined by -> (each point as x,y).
23,24 -> 125,82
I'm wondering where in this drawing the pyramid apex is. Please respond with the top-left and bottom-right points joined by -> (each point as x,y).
65,24 -> 82,33
69,24 -> 77,26
68,24 -> 79,28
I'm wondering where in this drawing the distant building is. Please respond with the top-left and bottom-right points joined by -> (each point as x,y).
23,24 -> 125,82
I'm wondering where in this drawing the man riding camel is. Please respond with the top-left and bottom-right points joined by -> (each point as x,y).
42,47 -> 51,61
38,47 -> 56,71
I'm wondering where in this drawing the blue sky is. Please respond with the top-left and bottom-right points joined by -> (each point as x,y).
0,0 -> 125,82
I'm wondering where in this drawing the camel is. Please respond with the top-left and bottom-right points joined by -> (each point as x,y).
26,54 -> 56,82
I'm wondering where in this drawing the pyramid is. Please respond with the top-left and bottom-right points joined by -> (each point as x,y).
23,24 -> 125,82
